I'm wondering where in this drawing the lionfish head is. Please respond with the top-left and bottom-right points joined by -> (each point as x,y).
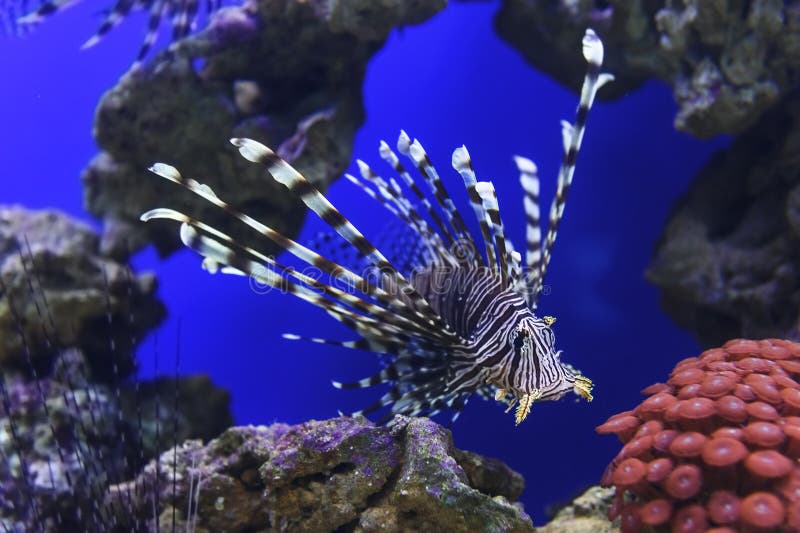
506,316 -> 593,424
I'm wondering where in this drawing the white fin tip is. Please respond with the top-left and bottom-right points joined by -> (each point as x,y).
230,137 -> 272,163
397,130 -> 411,155
451,146 -> 471,170
582,28 -> 604,65
513,155 -> 537,174
149,162 -> 182,181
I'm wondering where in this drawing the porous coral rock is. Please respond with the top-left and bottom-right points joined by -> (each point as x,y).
0,348 -> 234,532
647,93 -> 800,347
535,486 -> 620,533
494,0 -> 800,138
0,205 -> 164,373
597,339 -> 800,532
111,416 -> 535,532
82,0 -> 447,259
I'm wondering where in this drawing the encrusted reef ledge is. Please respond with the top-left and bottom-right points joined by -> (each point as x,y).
494,0 -> 800,138
82,0 -> 447,259
113,416 -> 534,532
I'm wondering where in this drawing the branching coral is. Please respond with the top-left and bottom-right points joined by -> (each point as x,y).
597,339 -> 800,532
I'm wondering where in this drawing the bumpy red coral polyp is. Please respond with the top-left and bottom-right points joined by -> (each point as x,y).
597,339 -> 800,532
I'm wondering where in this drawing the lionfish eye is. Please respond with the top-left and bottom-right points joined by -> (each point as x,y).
513,330 -> 528,352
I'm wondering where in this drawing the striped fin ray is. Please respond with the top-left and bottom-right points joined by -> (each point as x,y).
354,159 -> 447,255
344,171 -> 442,271
80,0 -> 136,49
345,170 -> 432,255
504,240 -> 524,292
515,155 -> 544,305
381,137 -> 455,247
401,133 -> 477,263
343,173 -> 403,219
332,366 -> 400,390
170,0 -> 197,41
142,208 -> 454,345
281,334 -> 389,354
475,181 -> 509,287
173,220 -> 448,349
451,146 -> 496,272
356,159 -> 450,266
144,162 -> 454,338
16,0 -> 79,25
230,138 -> 449,330
131,0 -> 166,70
538,28 -> 613,299
357,159 -> 450,260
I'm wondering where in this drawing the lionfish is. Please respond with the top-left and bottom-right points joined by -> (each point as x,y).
4,0 -> 220,66
141,29 -> 613,426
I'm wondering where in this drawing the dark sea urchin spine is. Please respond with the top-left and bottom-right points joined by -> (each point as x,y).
143,29 -> 613,426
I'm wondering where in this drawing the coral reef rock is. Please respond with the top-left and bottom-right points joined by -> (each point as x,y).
112,416 -> 535,532
647,94 -> 800,347
597,338 -> 800,532
494,0 -> 800,138
0,205 -> 165,374
535,486 -> 619,533
0,348 -> 234,532
83,0 -> 447,259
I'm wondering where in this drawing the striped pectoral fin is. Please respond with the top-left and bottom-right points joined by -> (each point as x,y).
147,160 -> 451,338
232,136 -> 396,269
231,137 -> 448,330
146,212 -> 388,330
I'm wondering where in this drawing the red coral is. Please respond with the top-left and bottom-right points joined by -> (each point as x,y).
597,339 -> 800,532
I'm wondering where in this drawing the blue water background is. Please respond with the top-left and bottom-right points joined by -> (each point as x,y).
2,1 -> 730,523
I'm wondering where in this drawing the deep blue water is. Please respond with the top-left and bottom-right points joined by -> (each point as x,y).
2,0 -> 731,524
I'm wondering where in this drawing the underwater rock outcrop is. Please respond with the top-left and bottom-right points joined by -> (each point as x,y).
597,338 -> 800,531
535,486 -> 619,533
0,205 -> 164,372
111,416 -> 535,532
494,0 -> 800,138
82,0 -> 447,259
647,94 -> 800,347
0,205 -> 234,531
0,348 -> 234,531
